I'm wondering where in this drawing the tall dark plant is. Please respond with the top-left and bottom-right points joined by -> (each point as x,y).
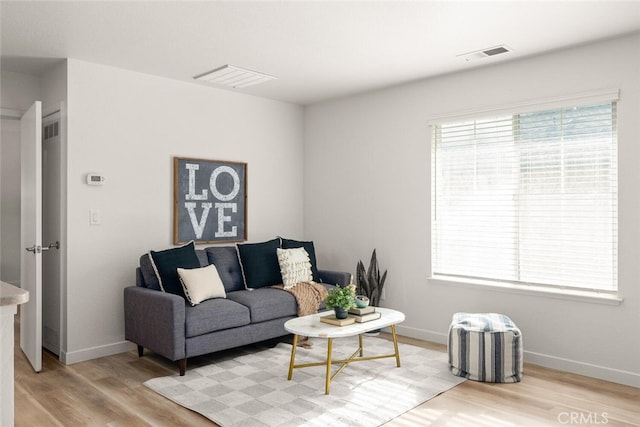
356,249 -> 387,307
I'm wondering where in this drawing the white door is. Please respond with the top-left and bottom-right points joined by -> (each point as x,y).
20,101 -> 43,372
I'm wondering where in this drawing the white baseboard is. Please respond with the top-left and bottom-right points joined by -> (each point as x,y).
60,340 -> 135,365
395,324 -> 640,388
396,324 -> 448,345
524,351 -> 640,388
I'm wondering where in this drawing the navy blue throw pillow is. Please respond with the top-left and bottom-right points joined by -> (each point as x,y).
281,238 -> 319,281
149,241 -> 201,299
236,238 -> 282,288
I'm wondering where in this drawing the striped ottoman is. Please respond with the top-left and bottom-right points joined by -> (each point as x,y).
448,312 -> 523,383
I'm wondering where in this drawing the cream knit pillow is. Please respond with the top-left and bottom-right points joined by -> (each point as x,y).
276,247 -> 313,289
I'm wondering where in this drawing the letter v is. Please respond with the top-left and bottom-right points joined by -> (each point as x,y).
184,202 -> 212,239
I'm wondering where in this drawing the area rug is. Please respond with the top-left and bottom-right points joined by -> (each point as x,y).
144,336 -> 465,427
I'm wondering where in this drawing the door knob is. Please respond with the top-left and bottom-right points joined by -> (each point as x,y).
25,242 -> 59,254
42,241 -> 60,251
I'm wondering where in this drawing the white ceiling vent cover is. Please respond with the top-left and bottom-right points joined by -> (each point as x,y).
194,65 -> 278,88
458,45 -> 512,62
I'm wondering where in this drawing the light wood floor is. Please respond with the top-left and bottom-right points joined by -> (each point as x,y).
14,321 -> 640,426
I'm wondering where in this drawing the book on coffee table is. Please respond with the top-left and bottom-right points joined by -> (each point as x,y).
352,311 -> 382,323
320,315 -> 356,326
348,306 -> 375,315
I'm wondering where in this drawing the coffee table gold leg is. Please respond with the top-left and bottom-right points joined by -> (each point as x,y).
288,334 -> 298,380
325,338 -> 333,395
391,324 -> 401,367
358,334 -> 364,357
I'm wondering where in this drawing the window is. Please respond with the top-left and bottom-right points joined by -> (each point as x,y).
431,95 -> 618,292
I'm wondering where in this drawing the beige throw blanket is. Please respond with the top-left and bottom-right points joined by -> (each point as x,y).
272,282 -> 328,348
272,281 -> 328,317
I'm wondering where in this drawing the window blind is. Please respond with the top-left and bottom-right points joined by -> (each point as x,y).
432,100 -> 617,292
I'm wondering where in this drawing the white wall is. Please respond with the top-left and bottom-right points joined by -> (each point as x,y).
0,71 -> 40,285
0,70 -> 41,110
304,33 -> 640,387
40,61 -> 68,111
63,59 -> 304,363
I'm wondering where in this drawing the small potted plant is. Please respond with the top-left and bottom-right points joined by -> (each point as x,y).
325,284 -> 356,319
356,249 -> 387,307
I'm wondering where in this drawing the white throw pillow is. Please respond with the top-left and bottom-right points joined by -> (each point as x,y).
177,264 -> 226,306
277,247 -> 313,289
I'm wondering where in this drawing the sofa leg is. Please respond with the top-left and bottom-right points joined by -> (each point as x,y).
137,345 -> 144,357
179,358 -> 186,376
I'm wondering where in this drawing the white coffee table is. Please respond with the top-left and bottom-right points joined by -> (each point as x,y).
284,307 -> 405,394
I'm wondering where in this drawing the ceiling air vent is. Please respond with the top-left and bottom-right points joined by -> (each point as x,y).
457,45 -> 512,62
194,65 -> 278,89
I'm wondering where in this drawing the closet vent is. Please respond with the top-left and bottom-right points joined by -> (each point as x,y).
43,122 -> 59,141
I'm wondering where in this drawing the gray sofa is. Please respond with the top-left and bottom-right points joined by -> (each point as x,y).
124,245 -> 350,375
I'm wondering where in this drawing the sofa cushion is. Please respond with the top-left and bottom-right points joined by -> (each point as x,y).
226,288 -> 297,323
139,255 -> 161,290
149,241 -> 201,298
206,246 -> 245,293
178,264 -> 226,306
277,247 -> 313,289
236,238 -> 282,288
281,238 -> 320,281
185,298 -> 250,337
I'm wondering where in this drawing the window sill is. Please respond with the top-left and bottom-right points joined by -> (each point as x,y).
428,275 -> 623,306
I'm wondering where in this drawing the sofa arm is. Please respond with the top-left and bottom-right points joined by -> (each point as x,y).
124,286 -> 186,361
318,269 -> 352,286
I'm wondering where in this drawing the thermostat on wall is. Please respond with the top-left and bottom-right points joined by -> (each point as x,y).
86,173 -> 105,186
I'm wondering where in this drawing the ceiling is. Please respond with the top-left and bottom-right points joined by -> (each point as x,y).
2,1 -> 640,106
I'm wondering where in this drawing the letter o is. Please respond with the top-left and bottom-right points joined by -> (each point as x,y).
210,166 -> 240,202
557,412 -> 569,424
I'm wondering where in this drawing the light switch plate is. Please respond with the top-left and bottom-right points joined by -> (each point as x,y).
90,209 -> 101,225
